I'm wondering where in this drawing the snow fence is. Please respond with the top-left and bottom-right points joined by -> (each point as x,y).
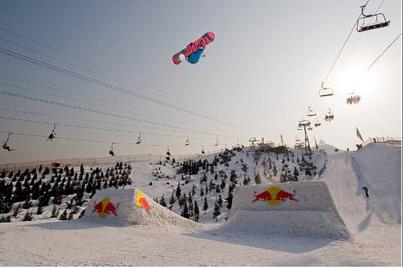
84,188 -> 198,230
224,181 -> 349,239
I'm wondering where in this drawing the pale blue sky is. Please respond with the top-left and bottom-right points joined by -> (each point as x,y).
0,0 -> 401,163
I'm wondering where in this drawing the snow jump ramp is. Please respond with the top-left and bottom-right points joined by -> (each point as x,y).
223,181 -> 350,239
83,188 -> 198,229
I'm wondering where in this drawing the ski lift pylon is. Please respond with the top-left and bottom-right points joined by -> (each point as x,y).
356,4 -> 390,32
319,82 -> 334,97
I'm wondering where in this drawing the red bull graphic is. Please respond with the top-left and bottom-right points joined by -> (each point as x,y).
92,197 -> 118,218
135,191 -> 152,214
252,186 -> 297,206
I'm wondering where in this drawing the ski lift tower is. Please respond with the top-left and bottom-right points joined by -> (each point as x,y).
298,120 -> 312,156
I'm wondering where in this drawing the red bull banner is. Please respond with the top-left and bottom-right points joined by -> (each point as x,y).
135,190 -> 152,214
92,197 -> 118,218
252,186 -> 297,206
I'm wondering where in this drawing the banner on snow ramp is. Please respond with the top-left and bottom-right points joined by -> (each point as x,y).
226,181 -> 350,239
84,188 -> 198,229
85,188 -> 137,224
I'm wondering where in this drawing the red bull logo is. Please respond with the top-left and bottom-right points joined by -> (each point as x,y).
135,191 -> 152,214
252,186 -> 297,206
92,197 -> 118,218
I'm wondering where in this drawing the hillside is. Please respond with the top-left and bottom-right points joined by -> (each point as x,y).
1,145 -> 327,223
0,143 -> 401,265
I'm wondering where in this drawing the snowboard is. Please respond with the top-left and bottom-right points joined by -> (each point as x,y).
172,32 -> 215,65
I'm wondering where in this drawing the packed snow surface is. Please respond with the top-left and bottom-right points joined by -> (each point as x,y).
0,144 -> 401,265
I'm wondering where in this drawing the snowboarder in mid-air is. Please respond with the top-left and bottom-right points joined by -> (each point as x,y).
172,32 -> 215,65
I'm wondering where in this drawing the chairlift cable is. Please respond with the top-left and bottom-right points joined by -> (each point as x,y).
0,26 -> 199,108
322,1 -> 370,84
328,32 -> 401,109
0,37 -> 199,111
309,2 -> 370,108
375,0 -> 386,13
303,1 -> 377,126
0,90 -> 242,139
0,107 -> 205,136
0,73 -> 169,122
0,129 -> 202,148
322,23 -> 357,85
0,115 -> 219,141
365,33 -> 401,72
0,47 -> 263,136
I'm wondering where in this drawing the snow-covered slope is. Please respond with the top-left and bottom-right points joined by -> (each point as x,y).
318,140 -> 343,153
322,144 -> 401,233
352,143 -> 401,224
128,147 -> 327,223
319,144 -> 401,264
0,144 -> 401,265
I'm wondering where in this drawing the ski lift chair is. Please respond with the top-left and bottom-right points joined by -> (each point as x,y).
319,82 -> 334,97
136,132 -> 142,144
47,123 -> 57,141
307,106 -> 317,117
109,143 -> 115,156
2,132 -> 14,151
2,142 -> 12,151
356,5 -> 390,32
314,120 -> 322,127
346,94 -> 361,105
324,109 -> 335,122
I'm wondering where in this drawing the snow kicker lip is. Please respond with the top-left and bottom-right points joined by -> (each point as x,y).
226,181 -> 350,239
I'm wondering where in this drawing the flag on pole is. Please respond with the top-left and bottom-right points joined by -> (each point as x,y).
356,127 -> 364,142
